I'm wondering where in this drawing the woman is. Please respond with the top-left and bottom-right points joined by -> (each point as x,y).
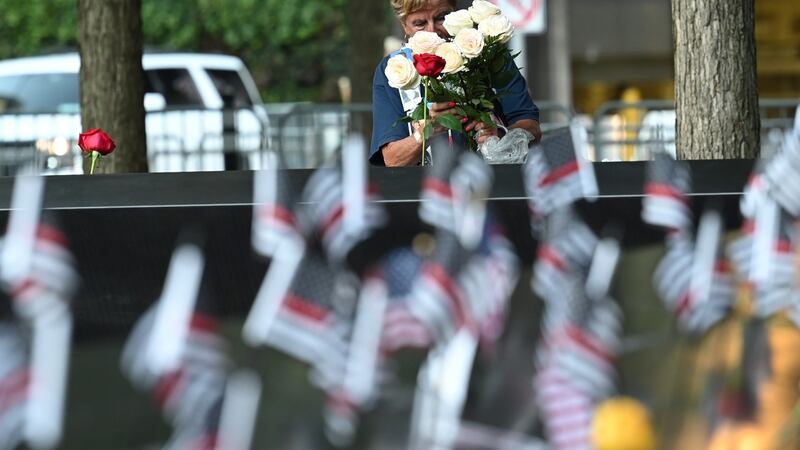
370,0 -> 542,166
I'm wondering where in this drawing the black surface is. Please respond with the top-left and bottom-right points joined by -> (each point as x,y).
0,159 -> 755,208
0,160 -> 755,338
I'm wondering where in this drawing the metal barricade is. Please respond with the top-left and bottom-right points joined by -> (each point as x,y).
267,102 -> 574,168
0,108 -> 271,174
591,100 -> 675,162
535,100 -> 575,133
590,98 -> 800,161
267,103 -> 373,169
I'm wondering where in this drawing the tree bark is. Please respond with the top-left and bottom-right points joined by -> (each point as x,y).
78,0 -> 148,173
347,0 -> 388,104
672,0 -> 760,159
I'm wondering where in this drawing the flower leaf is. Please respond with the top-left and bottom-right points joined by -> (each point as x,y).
394,116 -> 413,127
457,104 -> 479,118
411,103 -> 426,121
423,123 -> 434,140
436,113 -> 463,132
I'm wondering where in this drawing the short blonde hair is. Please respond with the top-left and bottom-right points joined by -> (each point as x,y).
390,0 -> 458,20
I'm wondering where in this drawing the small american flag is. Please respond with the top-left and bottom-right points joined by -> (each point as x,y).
538,274 -> 622,396
301,167 -> 387,264
727,215 -> 798,319
379,247 -> 431,353
322,273 -> 390,448
740,159 -> 768,220
5,219 -> 79,318
524,125 -> 598,220
0,323 -> 28,450
534,366 -> 593,450
532,208 -> 597,302
122,310 -> 230,450
0,214 -> 77,450
535,279 -> 621,450
763,131 -> 800,217
551,304 -> 622,399
532,208 -> 598,375
654,233 -> 733,335
642,152 -> 692,232
406,231 -> 471,345
252,166 -> 304,259
261,252 -> 350,385
462,223 -> 519,349
419,148 -> 459,232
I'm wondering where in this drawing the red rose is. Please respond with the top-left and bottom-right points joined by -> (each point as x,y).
413,53 -> 447,78
78,128 -> 116,156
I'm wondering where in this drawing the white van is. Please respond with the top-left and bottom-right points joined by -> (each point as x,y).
0,52 -> 271,173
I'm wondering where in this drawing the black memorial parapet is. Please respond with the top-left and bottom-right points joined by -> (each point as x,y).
0,160 -> 755,337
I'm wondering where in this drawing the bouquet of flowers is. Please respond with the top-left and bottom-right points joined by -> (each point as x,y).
385,0 -> 518,163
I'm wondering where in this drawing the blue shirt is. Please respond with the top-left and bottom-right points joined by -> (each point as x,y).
369,52 -> 540,165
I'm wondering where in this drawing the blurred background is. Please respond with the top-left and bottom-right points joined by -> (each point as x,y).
1,2 -> 800,450
0,0 -> 798,172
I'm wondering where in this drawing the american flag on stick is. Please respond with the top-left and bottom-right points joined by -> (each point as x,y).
523,123 -> 598,221
0,323 -> 28,450
0,173 -> 78,450
727,210 -> 798,320
121,242 -> 236,450
762,128 -> 800,217
642,152 -> 692,232
534,277 -> 622,450
419,145 -> 460,233
251,252 -> 350,386
653,211 -> 733,335
531,207 -> 597,303
378,247 -> 431,354
252,152 -> 304,259
406,231 -> 471,345
301,155 -> 387,266
123,309 -> 232,450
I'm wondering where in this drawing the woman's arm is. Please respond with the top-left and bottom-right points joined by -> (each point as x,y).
371,57 -> 415,166
509,118 -> 543,143
376,99 -> 460,167
382,134 -> 423,167
496,57 -> 543,143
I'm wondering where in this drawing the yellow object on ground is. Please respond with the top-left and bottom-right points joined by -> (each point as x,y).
592,396 -> 657,450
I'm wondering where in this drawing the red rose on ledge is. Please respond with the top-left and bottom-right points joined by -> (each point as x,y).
413,53 -> 446,78
78,128 -> 116,174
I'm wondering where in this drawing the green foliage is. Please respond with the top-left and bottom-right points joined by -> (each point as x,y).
430,36 -> 516,144
435,113 -> 462,132
0,0 -> 353,102
0,0 -> 78,58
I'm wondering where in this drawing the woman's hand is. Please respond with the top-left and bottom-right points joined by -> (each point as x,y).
428,101 -> 458,122
427,102 -> 469,136
465,120 -> 500,144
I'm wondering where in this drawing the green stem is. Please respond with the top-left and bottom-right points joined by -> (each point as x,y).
89,151 -> 99,175
422,78 -> 429,166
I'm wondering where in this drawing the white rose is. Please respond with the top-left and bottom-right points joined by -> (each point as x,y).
435,42 -> 466,74
384,54 -> 421,90
407,31 -> 445,55
468,0 -> 501,24
442,10 -> 474,37
478,14 -> 514,43
453,28 -> 485,59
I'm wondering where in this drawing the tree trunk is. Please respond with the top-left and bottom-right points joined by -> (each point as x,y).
672,0 -> 760,159
347,0 -> 387,104
78,0 -> 148,173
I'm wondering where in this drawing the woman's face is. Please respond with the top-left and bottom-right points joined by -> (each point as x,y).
402,0 -> 456,39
